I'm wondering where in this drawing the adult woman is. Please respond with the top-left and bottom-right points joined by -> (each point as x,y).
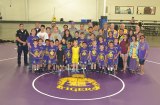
138,35 -> 149,75
120,34 -> 130,73
128,35 -> 139,73
63,29 -> 73,43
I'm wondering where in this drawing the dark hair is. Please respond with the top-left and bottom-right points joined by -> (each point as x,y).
19,23 -> 24,26
55,39 -> 59,42
131,34 -> 137,41
45,39 -> 50,42
41,25 -> 45,28
63,24 -> 68,28
33,39 -> 38,42
46,27 -> 51,30
75,31 -> 79,34
140,35 -> 145,38
64,29 -> 72,37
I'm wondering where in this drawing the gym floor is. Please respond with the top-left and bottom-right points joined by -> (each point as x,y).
0,43 -> 160,105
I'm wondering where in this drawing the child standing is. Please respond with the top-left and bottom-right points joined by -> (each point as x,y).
78,32 -> 87,47
65,43 -> 72,71
72,40 -> 80,73
43,39 -> 50,71
56,44 -> 65,72
114,38 -> 121,72
106,42 -> 116,74
29,40 -> 42,73
89,40 -> 98,72
80,42 -> 89,71
48,40 -> 57,72
97,44 -> 106,73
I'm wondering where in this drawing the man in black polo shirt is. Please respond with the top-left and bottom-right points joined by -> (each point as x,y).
16,23 -> 29,66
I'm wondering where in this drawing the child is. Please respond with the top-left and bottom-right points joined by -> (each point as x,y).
106,41 -> 116,74
78,32 -> 87,47
138,35 -> 149,75
97,44 -> 106,73
88,33 -> 96,48
38,38 -> 45,70
106,31 -> 115,46
72,40 -> 80,73
97,36 -> 106,50
80,42 -> 89,71
56,44 -> 65,73
65,43 -> 72,71
89,40 -> 98,72
48,40 -> 57,72
29,40 -> 42,73
43,39 -> 50,71
61,38 -> 67,50
114,38 -> 121,72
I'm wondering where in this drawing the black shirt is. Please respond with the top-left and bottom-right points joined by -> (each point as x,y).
56,49 -> 64,61
34,28 -> 41,34
16,29 -> 29,46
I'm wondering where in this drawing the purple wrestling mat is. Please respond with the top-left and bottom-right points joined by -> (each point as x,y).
0,44 -> 160,105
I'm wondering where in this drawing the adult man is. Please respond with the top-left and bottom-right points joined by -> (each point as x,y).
16,23 -> 29,66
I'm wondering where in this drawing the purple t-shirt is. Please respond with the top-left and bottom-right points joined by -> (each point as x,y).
97,50 -> 106,61
89,46 -> 98,59
30,46 -> 41,58
80,47 -> 89,58
27,35 -> 39,47
65,48 -> 72,59
106,37 -> 114,45
138,42 -> 149,59
78,38 -> 87,47
114,44 -> 121,55
106,48 -> 116,60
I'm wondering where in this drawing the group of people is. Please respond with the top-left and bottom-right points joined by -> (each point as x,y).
16,21 -> 149,75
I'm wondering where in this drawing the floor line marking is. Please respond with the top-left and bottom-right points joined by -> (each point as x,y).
0,57 -> 17,62
146,60 -> 160,65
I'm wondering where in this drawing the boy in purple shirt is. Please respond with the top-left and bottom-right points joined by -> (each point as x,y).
27,29 -> 39,71
97,44 -> 106,73
43,39 -> 50,71
97,36 -> 106,50
106,31 -> 114,46
78,32 -> 87,47
80,42 -> 89,71
65,43 -> 72,71
138,35 -> 149,75
106,41 -> 116,74
48,40 -> 57,72
89,40 -> 98,72
29,40 -> 42,73
114,38 -> 121,72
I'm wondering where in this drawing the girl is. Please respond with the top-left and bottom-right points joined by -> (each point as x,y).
120,34 -> 130,73
63,29 -> 73,43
